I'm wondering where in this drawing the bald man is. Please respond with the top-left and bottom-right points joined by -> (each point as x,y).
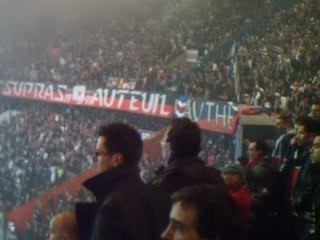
49,212 -> 79,240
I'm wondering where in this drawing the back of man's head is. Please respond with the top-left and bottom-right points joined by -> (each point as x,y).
166,118 -> 201,158
49,212 -> 79,240
98,123 -> 143,167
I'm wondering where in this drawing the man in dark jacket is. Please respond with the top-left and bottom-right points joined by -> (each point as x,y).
281,116 -> 320,240
75,123 -> 169,240
150,118 -> 224,196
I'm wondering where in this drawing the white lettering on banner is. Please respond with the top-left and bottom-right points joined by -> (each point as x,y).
152,94 -> 160,114
192,101 -> 205,122
57,85 -> 67,102
215,104 -> 227,127
141,93 -> 154,113
3,81 -> 14,95
35,83 -> 45,99
1,81 -> 173,118
205,102 -> 216,121
159,95 -> 170,116
103,89 -> 116,107
116,90 -> 129,109
72,85 -> 86,104
129,91 -> 141,111
43,85 -> 54,99
13,82 -> 23,96
22,82 -> 34,96
90,89 -> 102,105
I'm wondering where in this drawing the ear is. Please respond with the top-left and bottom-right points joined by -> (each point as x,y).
112,153 -> 124,167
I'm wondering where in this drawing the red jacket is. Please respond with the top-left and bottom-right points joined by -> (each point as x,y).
230,186 -> 252,227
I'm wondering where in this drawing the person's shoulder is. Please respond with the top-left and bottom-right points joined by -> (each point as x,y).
149,165 -> 180,187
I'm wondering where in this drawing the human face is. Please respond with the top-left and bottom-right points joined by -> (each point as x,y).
295,124 -> 312,147
49,219 -> 64,240
311,136 -> 320,164
275,117 -> 286,129
162,202 -> 201,240
311,104 -> 320,121
248,142 -> 258,160
93,136 -> 114,173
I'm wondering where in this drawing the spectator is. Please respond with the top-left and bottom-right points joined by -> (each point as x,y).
309,135 -> 320,238
272,111 -> 295,168
222,164 -> 252,233
161,185 -> 242,240
246,141 -> 274,169
75,123 -> 169,240
150,118 -> 224,195
310,100 -> 320,121
281,116 -> 320,240
49,212 -> 79,240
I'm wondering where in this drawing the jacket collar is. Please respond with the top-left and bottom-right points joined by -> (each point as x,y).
83,166 -> 140,201
167,155 -> 203,168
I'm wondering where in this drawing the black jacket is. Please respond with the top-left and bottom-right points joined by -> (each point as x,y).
76,166 -> 169,240
150,156 -> 225,195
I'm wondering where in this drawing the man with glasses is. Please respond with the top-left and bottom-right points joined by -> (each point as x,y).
75,123 -> 168,240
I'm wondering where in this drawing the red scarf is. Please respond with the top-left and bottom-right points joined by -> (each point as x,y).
246,153 -> 264,169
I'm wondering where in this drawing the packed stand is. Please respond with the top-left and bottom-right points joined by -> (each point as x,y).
0,0 -> 276,101
229,0 -> 320,112
0,98 -> 169,212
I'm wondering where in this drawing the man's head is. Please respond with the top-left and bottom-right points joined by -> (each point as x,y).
94,123 -> 142,173
294,116 -> 319,147
311,135 -> 320,165
310,101 -> 320,121
162,185 -> 240,240
222,164 -> 246,192
49,212 -> 79,240
248,140 -> 268,160
275,111 -> 292,130
166,118 -> 201,158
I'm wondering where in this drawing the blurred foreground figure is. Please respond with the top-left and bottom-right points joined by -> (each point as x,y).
75,123 -> 168,240
309,135 -> 320,239
49,212 -> 79,240
161,185 -> 242,240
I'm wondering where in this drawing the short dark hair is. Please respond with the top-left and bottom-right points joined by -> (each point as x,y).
311,99 -> 320,106
98,123 -> 142,167
167,118 -> 201,157
253,140 -> 269,154
171,185 -> 241,240
294,115 -> 320,134
277,111 -> 292,120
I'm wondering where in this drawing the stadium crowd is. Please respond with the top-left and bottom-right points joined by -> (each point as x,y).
0,0 -> 320,239
0,0 -> 274,99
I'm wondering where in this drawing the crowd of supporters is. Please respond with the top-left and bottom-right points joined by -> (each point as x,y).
0,0 -> 275,99
0,98 -> 233,213
0,0 -> 320,239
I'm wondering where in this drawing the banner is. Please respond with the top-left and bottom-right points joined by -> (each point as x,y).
0,81 -> 260,134
174,96 -> 239,134
0,81 -> 174,119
